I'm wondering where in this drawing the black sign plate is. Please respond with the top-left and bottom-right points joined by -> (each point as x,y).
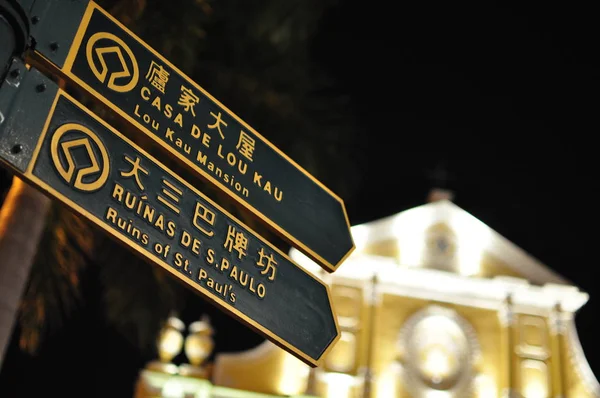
0,64 -> 339,366
29,0 -> 354,272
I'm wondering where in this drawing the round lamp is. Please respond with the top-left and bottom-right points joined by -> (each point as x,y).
158,316 -> 185,363
184,315 -> 214,367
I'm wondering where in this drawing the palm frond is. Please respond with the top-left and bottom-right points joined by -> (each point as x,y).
95,235 -> 186,355
18,204 -> 94,354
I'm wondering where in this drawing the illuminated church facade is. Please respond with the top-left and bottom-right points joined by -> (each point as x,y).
135,194 -> 599,398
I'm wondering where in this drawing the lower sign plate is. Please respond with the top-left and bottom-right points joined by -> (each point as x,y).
0,62 -> 339,366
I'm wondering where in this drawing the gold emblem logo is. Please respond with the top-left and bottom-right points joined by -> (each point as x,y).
51,123 -> 110,192
86,32 -> 139,93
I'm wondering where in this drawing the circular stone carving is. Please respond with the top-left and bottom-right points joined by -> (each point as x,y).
397,306 -> 480,396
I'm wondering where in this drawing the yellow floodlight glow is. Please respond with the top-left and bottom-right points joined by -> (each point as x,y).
351,224 -> 370,252
450,211 -> 491,276
475,374 -> 497,398
162,379 -> 184,398
392,207 -> 433,267
324,372 -> 354,398
276,353 -> 310,395
425,390 -> 452,398
523,379 -> 547,398
422,346 -> 451,382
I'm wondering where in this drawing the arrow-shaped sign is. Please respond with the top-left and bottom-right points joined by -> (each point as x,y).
0,60 -> 340,366
25,0 -> 355,273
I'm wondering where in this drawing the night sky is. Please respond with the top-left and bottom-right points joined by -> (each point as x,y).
2,0 -> 600,395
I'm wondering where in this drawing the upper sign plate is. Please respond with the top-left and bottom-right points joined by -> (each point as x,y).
28,0 -> 355,272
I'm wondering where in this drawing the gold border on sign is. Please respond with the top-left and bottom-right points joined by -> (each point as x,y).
53,1 -> 355,273
20,89 -> 340,367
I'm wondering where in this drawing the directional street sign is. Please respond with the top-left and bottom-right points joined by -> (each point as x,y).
25,0 -> 355,273
0,61 -> 340,366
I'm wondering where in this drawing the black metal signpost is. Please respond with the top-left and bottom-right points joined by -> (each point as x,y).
0,60 -> 340,366
24,0 -> 355,273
